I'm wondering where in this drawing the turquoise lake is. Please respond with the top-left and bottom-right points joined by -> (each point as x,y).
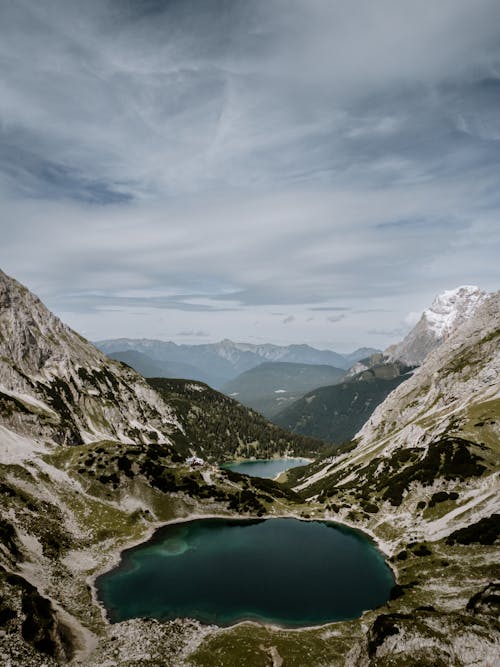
96,518 -> 394,627
220,458 -> 310,478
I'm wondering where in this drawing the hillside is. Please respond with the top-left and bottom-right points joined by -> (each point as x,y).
280,291 -> 500,665
273,361 -> 411,444
0,270 -> 182,449
148,377 -> 326,461
0,270 -> 305,665
222,361 -> 346,417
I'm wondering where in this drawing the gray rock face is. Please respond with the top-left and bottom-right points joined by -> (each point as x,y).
297,290 -> 500,542
0,269 -> 180,446
386,285 -> 488,366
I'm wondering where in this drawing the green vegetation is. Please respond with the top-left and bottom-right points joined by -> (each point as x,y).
148,377 -> 326,461
273,364 -> 411,443
445,514 -> 499,545
304,435 -> 489,507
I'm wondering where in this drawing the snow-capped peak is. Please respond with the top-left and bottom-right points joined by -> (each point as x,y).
385,285 -> 490,366
423,285 -> 488,338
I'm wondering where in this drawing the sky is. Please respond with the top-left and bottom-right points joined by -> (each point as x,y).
0,0 -> 499,352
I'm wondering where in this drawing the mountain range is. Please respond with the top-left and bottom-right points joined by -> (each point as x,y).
0,268 -> 498,666
95,337 -> 378,388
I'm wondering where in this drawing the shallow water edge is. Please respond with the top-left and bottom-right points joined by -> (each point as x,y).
94,513 -> 396,630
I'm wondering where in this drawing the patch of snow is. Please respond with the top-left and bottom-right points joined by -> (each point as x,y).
423,285 -> 487,338
0,425 -> 46,464
201,471 -> 213,485
0,384 -> 59,417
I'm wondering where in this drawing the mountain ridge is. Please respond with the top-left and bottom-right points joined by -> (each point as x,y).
385,285 -> 488,366
96,337 -> 378,388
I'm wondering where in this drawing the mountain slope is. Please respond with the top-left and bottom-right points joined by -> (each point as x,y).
274,361 -> 411,444
222,361 -> 346,417
294,291 -> 499,526
148,377 -> 325,461
282,292 -> 500,663
0,270 -> 182,448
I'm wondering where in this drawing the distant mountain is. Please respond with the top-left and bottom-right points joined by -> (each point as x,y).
386,285 -> 488,366
273,361 -> 412,443
96,338 -> 379,387
222,362 -> 346,418
107,349 -> 217,385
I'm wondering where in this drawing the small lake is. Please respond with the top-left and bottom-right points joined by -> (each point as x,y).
220,458 -> 310,479
96,518 -> 394,627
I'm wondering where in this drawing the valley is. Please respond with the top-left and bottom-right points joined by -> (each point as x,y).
0,271 -> 498,667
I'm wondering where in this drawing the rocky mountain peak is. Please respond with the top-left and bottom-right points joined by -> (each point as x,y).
385,285 -> 489,366
0,269 -> 180,447
423,285 -> 488,337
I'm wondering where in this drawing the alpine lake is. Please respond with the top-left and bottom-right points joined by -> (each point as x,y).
97,518 -> 394,627
220,457 -> 311,479
97,458 -> 393,627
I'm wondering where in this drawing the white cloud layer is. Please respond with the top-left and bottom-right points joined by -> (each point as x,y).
0,0 -> 499,350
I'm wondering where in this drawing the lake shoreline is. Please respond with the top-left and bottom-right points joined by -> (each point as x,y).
220,457 -> 313,480
93,512 -> 396,631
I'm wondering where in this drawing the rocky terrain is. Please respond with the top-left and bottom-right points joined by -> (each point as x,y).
0,270 -> 498,667
369,285 -> 488,370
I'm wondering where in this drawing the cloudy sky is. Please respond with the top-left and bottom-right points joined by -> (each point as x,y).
1,0 -> 499,351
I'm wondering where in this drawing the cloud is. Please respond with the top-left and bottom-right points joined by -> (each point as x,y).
177,330 -> 210,337
0,1 -> 499,349
366,327 -> 408,338
404,311 -> 423,327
